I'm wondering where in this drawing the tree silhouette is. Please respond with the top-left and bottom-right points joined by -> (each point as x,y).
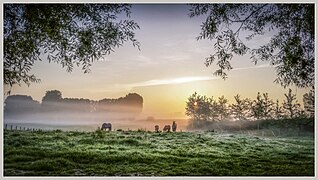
217,95 -> 229,121
41,90 -> 63,112
42,90 -> 62,103
4,95 -> 40,116
189,4 -> 314,88
209,97 -> 220,122
273,99 -> 284,119
282,88 -> 301,119
4,4 -> 139,87
230,94 -> 251,121
185,92 -> 211,122
303,89 -> 314,118
251,92 -> 264,121
262,93 -> 274,120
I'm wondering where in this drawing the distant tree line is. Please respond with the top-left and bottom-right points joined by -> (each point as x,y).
4,90 -> 143,118
185,88 -> 314,130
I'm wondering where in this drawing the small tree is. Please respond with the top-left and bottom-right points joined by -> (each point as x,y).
217,95 -> 229,121
185,92 -> 211,123
303,89 -> 315,118
230,94 -> 250,121
282,88 -> 301,119
262,93 -> 274,120
208,96 -> 219,122
251,92 -> 264,121
273,99 -> 284,119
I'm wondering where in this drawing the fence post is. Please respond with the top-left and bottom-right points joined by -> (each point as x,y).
20,127 -> 21,131
23,127 -> 25,131
10,125 -> 12,131
5,124 -> 7,130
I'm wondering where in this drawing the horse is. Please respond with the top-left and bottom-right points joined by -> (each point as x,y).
155,125 -> 159,132
101,123 -> 112,131
163,125 -> 171,132
172,121 -> 177,132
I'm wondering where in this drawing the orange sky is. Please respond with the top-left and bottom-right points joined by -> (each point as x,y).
3,4 -> 311,120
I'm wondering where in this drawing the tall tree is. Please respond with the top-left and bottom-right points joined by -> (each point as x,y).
185,92 -> 211,122
251,92 -> 264,121
230,94 -> 250,121
303,89 -> 315,118
262,93 -> 274,120
273,99 -> 284,119
4,4 -> 139,87
282,88 -> 301,118
209,97 -> 220,121
189,4 -> 314,88
217,95 -> 229,121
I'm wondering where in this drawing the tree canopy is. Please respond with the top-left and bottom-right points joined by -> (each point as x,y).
189,4 -> 314,88
4,4 -> 140,87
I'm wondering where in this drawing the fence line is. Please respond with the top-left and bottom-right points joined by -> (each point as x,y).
4,124 -> 46,132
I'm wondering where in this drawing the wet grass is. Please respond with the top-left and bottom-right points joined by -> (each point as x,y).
3,130 -> 314,176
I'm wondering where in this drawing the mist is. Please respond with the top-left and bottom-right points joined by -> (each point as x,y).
4,92 -> 188,132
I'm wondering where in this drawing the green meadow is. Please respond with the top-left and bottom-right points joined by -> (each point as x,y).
4,129 -> 314,176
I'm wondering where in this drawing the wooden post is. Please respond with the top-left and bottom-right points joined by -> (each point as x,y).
23,127 -> 25,131
5,124 -> 7,130
15,126 -> 17,130
10,125 -> 12,131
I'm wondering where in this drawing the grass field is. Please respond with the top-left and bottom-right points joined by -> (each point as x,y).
3,129 -> 315,176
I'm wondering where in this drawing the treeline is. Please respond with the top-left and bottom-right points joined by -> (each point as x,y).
185,88 -> 314,130
4,90 -> 143,119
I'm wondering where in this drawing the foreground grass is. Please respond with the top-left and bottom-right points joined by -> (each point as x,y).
4,130 -> 314,176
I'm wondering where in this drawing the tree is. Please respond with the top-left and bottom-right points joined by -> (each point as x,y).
4,95 -> 40,116
251,92 -> 264,121
185,92 -> 211,122
303,88 -> 314,118
273,99 -> 284,119
262,93 -> 274,120
209,97 -> 220,121
4,4 -> 140,87
282,88 -> 301,118
217,95 -> 229,121
42,90 -> 62,103
189,4 -> 314,88
230,94 -> 250,121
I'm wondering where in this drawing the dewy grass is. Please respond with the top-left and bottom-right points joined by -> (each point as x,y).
3,130 -> 314,176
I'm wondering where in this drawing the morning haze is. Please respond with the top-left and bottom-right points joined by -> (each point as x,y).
3,3 -> 315,176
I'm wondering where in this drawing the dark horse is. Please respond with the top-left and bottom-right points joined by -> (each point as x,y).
163,125 -> 171,132
155,125 -> 159,133
101,123 -> 112,131
172,121 -> 177,132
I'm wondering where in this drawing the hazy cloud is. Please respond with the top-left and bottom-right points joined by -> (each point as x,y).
129,76 -> 217,88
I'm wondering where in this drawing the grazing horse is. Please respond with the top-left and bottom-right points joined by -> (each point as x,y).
172,121 -> 177,132
163,125 -> 171,132
101,123 -> 112,131
155,125 -> 159,132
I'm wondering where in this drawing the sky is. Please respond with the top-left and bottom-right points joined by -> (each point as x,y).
3,4 -> 311,119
